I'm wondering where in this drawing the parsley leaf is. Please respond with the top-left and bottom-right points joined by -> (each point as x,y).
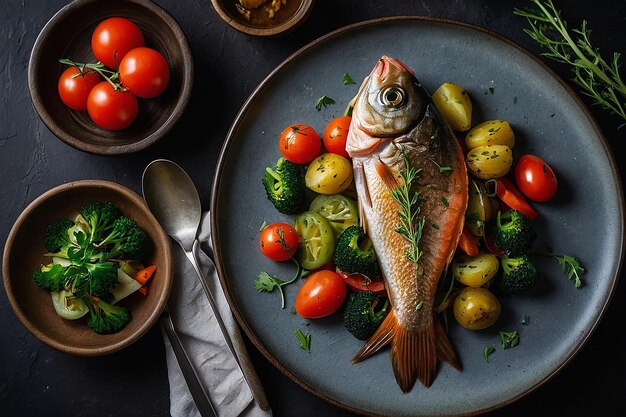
254,259 -> 308,308
499,331 -> 520,350
315,95 -> 336,111
484,345 -> 495,363
294,328 -> 311,353
553,254 -> 584,288
342,72 -> 356,85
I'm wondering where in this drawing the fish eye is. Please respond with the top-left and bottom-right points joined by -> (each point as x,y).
380,87 -> 405,108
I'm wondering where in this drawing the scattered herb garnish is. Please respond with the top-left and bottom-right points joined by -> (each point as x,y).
342,72 -> 356,85
514,0 -> 626,127
390,151 -> 425,263
415,301 -> 424,311
499,331 -> 520,350
552,254 -> 585,288
294,328 -> 312,353
315,95 -> 336,111
484,345 -> 496,363
486,86 -> 495,95
254,259 -> 309,308
521,315 -> 531,325
258,220 -> 267,232
430,158 -> 453,174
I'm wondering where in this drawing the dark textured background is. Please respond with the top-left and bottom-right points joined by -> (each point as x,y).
1,1 -> 625,416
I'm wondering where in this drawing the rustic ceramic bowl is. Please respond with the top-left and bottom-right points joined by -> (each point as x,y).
2,180 -> 173,356
210,0 -> 314,37
28,0 -> 193,155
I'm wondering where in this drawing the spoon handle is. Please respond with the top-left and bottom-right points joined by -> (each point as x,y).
161,306 -> 218,417
185,241 -> 271,411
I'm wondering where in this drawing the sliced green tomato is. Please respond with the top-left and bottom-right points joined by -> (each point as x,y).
51,290 -> 89,320
111,268 -> 142,304
294,211 -> 336,270
465,180 -> 490,237
309,194 -> 358,235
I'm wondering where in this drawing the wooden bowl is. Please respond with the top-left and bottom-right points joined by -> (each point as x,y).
28,0 -> 193,155
210,0 -> 314,37
2,180 -> 173,356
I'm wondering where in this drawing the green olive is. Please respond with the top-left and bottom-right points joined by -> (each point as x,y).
453,287 -> 501,330
453,253 -> 499,287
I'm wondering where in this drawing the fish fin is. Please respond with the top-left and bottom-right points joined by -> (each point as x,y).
391,320 -> 437,391
353,162 -> 371,232
352,309 -> 397,364
434,316 -> 462,371
375,159 -> 398,190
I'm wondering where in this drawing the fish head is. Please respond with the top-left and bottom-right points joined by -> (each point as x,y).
346,56 -> 428,158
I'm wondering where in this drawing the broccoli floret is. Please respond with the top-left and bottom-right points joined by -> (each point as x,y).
499,255 -> 538,294
33,263 -> 72,291
99,216 -> 152,261
492,210 -> 537,256
262,157 -> 305,215
84,261 -> 118,298
80,202 -> 122,243
343,291 -> 389,340
86,298 -> 131,334
43,219 -> 75,252
334,226 -> 381,278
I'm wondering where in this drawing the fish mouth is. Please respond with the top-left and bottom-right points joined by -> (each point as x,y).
375,55 -> 416,81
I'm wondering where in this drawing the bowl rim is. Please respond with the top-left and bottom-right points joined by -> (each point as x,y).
27,0 -> 194,155
2,179 -> 173,356
210,0 -> 315,37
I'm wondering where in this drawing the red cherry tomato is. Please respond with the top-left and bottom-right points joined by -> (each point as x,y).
514,154 -> 558,202
119,47 -> 170,99
259,222 -> 300,262
295,270 -> 347,319
336,268 -> 387,297
57,67 -> 100,111
91,17 -> 144,69
87,81 -> 138,130
495,177 -> 538,220
323,116 -> 351,158
279,124 -> 322,164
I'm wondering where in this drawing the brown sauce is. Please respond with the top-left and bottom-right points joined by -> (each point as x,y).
226,0 -> 303,28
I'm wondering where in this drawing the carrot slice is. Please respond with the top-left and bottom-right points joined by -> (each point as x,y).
134,265 -> 157,286
458,226 -> 479,256
496,177 -> 538,220
138,286 -> 148,296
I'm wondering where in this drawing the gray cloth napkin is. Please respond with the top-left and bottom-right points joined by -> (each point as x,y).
162,212 -> 272,417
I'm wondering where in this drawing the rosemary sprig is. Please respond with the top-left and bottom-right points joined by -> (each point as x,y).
390,151 -> 425,263
514,0 -> 626,127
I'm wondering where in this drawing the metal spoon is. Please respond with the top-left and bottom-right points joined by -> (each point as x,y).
142,159 -> 270,412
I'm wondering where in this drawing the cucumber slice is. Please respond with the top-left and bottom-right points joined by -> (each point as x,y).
294,211 -> 335,270
309,194 -> 358,235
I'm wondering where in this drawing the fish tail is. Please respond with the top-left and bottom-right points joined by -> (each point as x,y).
352,311 -> 460,392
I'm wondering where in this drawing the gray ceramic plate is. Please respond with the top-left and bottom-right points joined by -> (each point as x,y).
211,17 -> 624,416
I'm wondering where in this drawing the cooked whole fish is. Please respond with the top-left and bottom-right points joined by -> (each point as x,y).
346,56 -> 468,392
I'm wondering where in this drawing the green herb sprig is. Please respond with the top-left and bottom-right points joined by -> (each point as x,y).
315,95 -> 336,111
499,331 -> 520,350
254,259 -> 309,308
514,0 -> 626,127
552,254 -> 585,288
390,151 -> 425,263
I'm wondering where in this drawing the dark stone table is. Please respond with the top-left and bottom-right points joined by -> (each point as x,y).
1,1 -> 624,416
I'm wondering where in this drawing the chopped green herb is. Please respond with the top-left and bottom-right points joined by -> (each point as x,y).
552,254 -> 585,288
521,315 -> 531,325
441,197 -> 449,207
294,328 -> 311,353
484,345 -> 496,363
499,330 -> 520,350
415,301 -> 424,311
258,220 -> 267,232
430,159 -> 453,174
432,223 -> 440,230
315,95 -> 336,111
342,72 -> 356,85
488,86 -> 495,94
